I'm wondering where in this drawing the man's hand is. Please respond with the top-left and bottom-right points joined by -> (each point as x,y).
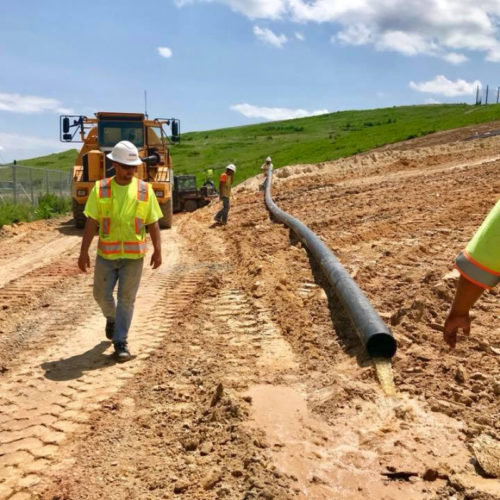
442,275 -> 484,348
150,250 -> 162,269
78,252 -> 91,273
443,312 -> 471,348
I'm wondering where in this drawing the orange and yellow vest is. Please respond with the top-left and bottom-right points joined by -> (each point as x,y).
95,177 -> 150,260
219,172 -> 232,198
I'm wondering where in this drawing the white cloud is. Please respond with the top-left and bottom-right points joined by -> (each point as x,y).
231,103 -> 328,120
425,98 -> 442,104
375,31 -> 437,56
409,75 -> 481,97
0,132 -> 66,151
0,132 -> 69,162
253,26 -> 287,47
0,92 -> 73,114
336,24 -> 373,46
295,31 -> 304,41
443,52 -> 468,64
157,46 -> 173,58
178,0 -> 500,62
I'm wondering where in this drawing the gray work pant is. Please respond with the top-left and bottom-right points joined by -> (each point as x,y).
215,197 -> 230,224
93,256 -> 144,344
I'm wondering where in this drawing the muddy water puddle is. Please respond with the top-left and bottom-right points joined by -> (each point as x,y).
247,383 -> 471,499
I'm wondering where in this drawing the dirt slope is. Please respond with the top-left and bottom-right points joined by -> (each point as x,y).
1,124 -> 500,499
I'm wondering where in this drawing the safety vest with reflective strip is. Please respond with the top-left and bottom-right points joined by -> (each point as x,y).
96,177 -> 150,260
219,172 -> 232,198
455,198 -> 500,289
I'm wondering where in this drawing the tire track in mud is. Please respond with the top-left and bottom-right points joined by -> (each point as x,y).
0,256 -> 94,371
0,232 -> 81,289
200,288 -> 298,379
0,232 -> 212,499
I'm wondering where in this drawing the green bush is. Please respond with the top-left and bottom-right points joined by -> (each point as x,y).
0,202 -> 33,227
35,194 -> 71,219
0,195 -> 71,228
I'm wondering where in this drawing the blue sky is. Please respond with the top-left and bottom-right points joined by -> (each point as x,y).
0,0 -> 499,162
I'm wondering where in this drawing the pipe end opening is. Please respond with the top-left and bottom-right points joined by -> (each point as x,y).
366,333 -> 397,358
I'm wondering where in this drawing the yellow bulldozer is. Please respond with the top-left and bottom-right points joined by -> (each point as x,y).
60,111 -> 180,229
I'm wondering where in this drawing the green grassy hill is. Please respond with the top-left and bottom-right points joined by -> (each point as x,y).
18,149 -> 79,171
172,103 -> 500,185
13,103 -> 500,185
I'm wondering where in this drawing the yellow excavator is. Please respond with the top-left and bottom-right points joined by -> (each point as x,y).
60,112 -> 179,229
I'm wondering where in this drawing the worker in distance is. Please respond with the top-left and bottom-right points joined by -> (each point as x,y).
214,163 -> 236,226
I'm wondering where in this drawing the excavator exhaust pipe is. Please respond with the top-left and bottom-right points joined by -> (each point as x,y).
264,167 -> 397,359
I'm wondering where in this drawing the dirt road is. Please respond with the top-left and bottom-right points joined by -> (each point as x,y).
1,124 -> 500,499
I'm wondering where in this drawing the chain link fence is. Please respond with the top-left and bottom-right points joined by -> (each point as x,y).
0,164 -> 72,205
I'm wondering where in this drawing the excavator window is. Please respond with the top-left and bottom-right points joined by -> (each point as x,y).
98,121 -> 144,148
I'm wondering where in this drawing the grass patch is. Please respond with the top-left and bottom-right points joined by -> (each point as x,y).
0,194 -> 71,228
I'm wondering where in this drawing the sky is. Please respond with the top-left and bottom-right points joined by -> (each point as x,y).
0,0 -> 499,163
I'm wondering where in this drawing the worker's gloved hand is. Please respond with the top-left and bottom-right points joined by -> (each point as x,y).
150,249 -> 162,269
78,252 -> 91,273
443,312 -> 471,348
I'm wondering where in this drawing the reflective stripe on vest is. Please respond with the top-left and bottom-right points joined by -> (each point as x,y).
99,178 -> 112,198
123,240 -> 147,254
134,217 -> 144,234
137,180 -> 148,202
98,240 -> 122,255
455,250 -> 500,290
102,217 -> 111,235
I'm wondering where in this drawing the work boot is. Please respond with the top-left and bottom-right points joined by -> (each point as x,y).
105,319 -> 115,340
114,342 -> 131,362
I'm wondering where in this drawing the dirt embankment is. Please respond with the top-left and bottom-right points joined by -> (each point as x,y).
0,123 -> 499,499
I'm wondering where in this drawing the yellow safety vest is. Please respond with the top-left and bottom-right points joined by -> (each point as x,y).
95,177 -> 149,259
455,198 -> 500,289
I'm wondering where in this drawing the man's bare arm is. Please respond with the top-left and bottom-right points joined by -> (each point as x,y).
148,221 -> 162,269
78,217 -> 98,272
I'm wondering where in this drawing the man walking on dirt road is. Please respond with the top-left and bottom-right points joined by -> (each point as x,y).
214,163 -> 236,225
444,199 -> 500,348
77,140 -> 163,362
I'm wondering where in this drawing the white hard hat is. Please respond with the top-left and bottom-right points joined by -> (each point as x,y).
266,156 -> 272,162
226,163 -> 236,172
107,140 -> 142,166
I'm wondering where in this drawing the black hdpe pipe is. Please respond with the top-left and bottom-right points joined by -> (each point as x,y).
264,167 -> 397,359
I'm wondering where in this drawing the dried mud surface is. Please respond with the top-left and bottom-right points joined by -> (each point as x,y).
1,123 -> 500,499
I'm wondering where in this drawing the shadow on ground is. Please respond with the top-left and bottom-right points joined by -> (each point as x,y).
41,340 -> 118,381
